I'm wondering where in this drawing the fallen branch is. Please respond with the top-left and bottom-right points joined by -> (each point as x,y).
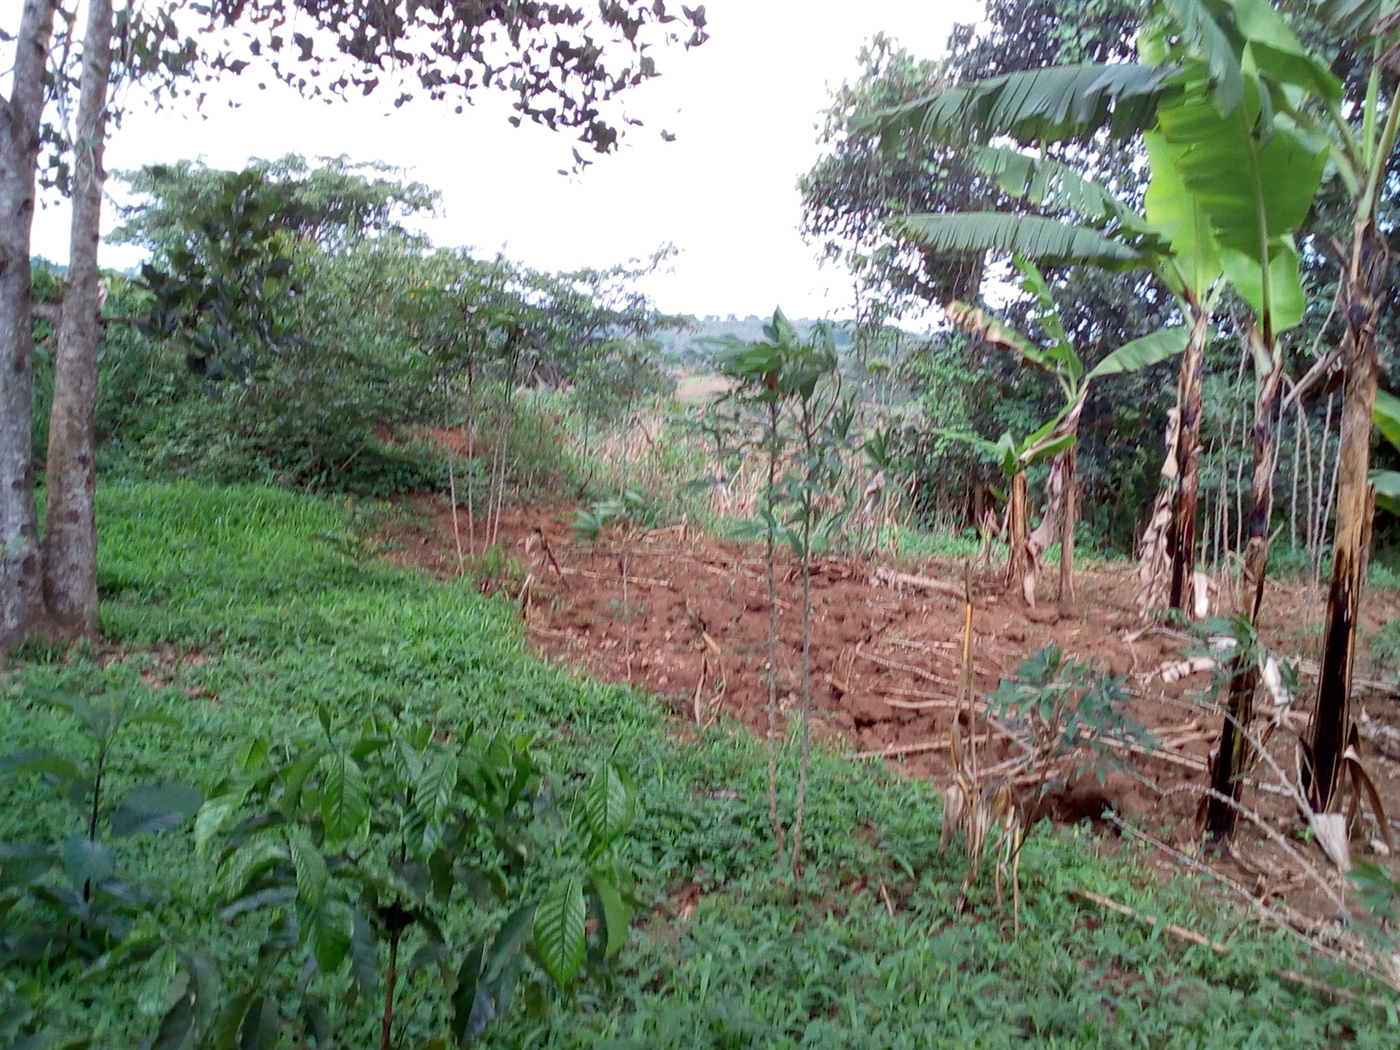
1070,888 -> 1230,953
559,566 -> 671,588
868,565 -> 965,599
1296,657 -> 1400,698
855,734 -> 993,760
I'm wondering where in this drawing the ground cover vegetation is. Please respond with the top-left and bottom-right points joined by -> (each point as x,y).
2,483 -> 1394,1047
5,0 -> 1400,1044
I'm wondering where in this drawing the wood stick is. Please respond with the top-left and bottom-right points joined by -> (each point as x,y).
855,735 -> 991,760
868,565 -> 965,599
558,566 -> 671,588
1071,888 -> 1232,954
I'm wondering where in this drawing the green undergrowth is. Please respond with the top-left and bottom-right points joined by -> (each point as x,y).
1,481 -> 1394,1047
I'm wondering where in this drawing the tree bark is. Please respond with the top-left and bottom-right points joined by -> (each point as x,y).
1135,304 -> 1209,615
43,0 -> 114,637
1205,347 -> 1282,844
1005,469 -> 1031,605
1058,442 -> 1076,603
0,0 -> 60,653
1307,217 -> 1387,813
1167,306 -> 1210,612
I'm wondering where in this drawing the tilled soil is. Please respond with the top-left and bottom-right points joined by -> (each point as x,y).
383,493 -> 1400,914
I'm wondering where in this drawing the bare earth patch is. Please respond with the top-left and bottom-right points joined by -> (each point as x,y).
383,492 -> 1400,922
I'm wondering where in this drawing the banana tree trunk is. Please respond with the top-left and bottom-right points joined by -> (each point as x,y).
0,0 -> 60,653
1006,469 -> 1031,605
1059,443 -> 1076,603
1306,219 -> 1386,813
1168,307 -> 1210,611
1026,394 -> 1086,605
1205,346 -> 1282,844
1136,305 -> 1210,615
42,0 -> 113,637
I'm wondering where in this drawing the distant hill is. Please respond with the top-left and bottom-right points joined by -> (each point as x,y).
654,314 -> 854,365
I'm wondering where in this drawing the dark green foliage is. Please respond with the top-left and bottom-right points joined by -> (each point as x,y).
988,645 -> 1152,795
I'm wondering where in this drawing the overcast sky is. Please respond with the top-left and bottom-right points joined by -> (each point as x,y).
28,0 -> 982,321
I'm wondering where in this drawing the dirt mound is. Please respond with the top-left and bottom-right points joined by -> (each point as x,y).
382,494 -> 1400,904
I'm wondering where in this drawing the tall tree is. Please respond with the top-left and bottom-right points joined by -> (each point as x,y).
0,0 -> 59,650
42,0 -> 113,635
0,0 -> 707,651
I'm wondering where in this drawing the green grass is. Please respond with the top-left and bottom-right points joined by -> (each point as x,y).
2,480 -> 1395,1047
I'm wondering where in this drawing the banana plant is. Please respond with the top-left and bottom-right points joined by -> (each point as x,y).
1371,389 -> 1400,515
1135,0 -> 1331,842
945,255 -> 1187,604
1269,0 -> 1400,815
866,0 -> 1334,843
881,138 -> 1223,616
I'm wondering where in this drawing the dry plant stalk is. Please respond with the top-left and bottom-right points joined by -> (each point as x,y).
692,631 -> 726,728
940,563 -> 1025,926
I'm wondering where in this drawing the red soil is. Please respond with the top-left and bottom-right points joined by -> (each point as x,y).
383,493 -> 1400,913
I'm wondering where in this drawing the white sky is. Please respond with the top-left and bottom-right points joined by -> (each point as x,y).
27,0 -> 982,321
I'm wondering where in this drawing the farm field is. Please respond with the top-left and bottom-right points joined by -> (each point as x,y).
8,0 -> 1400,1045
0,481 -> 1391,1047
388,492 -> 1400,919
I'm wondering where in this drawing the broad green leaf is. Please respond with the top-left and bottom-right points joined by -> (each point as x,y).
487,903 -> 537,983
110,783 -> 203,837
1170,0 -> 1245,115
152,990 -> 196,1050
1374,388 -> 1400,451
450,941 -> 492,1045
1142,130 -> 1221,298
195,787 -> 249,852
969,145 -> 1148,229
61,836 -> 114,887
1156,67 -> 1326,333
208,991 -> 257,1050
1220,243 -> 1306,334
238,995 -> 279,1050
287,828 -> 328,907
415,748 -> 458,831
532,878 -> 586,985
0,749 -> 84,781
319,752 -> 368,848
866,62 -> 1172,148
583,763 -> 634,848
1087,327 -> 1191,380
310,900 -> 354,975
589,872 -> 631,957
895,212 -> 1142,269
278,747 -> 321,821
349,908 -> 379,992
1371,469 -> 1400,515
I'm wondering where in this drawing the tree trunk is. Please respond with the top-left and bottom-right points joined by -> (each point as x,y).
1058,443 -> 1076,603
0,0 -> 60,653
1306,218 -> 1387,813
1005,469 -> 1031,605
42,0 -> 113,638
1167,306 -> 1210,612
1136,305 -> 1209,615
1205,348 -> 1282,844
